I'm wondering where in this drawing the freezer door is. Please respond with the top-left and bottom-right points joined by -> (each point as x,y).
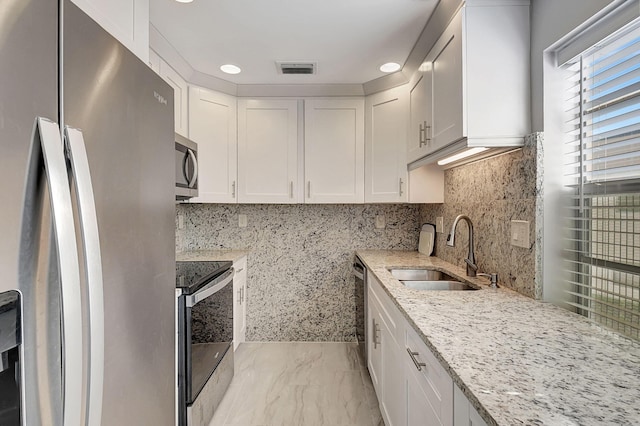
62,1 -> 176,424
0,0 -> 63,425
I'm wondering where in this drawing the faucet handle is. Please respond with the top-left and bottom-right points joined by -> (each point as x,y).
464,258 -> 478,271
477,272 -> 499,289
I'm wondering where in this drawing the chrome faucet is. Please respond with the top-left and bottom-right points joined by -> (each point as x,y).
446,215 -> 478,277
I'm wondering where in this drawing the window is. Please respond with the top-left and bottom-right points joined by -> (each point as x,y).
561,20 -> 640,340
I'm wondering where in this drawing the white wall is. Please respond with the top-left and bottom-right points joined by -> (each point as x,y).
530,0 -> 615,131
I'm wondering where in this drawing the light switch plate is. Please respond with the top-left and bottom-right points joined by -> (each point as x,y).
511,220 -> 530,248
436,217 -> 444,233
375,215 -> 386,229
238,214 -> 248,228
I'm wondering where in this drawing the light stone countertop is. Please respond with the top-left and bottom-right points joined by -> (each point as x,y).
176,249 -> 250,263
356,250 -> 640,426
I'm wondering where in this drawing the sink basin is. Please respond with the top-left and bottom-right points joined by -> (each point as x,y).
402,280 -> 478,291
388,268 -> 479,291
389,268 -> 456,281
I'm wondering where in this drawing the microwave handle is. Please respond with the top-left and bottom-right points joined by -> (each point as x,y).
187,149 -> 198,189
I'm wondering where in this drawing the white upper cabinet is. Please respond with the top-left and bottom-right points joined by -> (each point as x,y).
148,49 -> 161,74
189,87 -> 237,203
304,99 -> 365,204
70,0 -> 149,62
407,70 -> 432,164
430,14 -> 464,153
408,1 -> 530,163
365,87 -> 409,203
237,99 -> 300,204
159,61 -> 189,137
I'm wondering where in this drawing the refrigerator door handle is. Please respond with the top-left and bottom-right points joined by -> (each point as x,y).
31,118 -> 84,426
64,126 -> 105,426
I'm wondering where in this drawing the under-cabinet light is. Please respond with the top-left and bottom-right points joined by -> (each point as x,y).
437,147 -> 489,166
175,0 -> 193,3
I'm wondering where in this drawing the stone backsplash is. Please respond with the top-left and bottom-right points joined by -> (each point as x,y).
176,204 -> 422,341
420,133 -> 543,298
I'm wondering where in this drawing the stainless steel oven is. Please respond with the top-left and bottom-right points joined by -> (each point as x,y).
176,261 -> 234,426
175,133 -> 198,201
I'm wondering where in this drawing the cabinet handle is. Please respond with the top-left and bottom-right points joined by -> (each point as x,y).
236,267 -> 244,273
237,288 -> 241,304
307,181 -> 311,198
290,181 -> 294,199
419,123 -> 425,147
372,319 -> 380,349
232,181 -> 236,198
424,121 -> 431,144
406,347 -> 427,371
399,178 -> 404,196
241,287 -> 244,303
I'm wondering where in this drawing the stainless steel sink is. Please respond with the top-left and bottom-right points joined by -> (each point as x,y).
402,280 -> 478,291
389,268 -> 456,281
388,268 -> 479,291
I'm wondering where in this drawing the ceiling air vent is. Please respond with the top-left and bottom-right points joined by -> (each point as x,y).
276,62 -> 316,75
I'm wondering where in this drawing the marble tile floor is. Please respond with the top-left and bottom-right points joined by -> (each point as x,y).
209,342 -> 384,426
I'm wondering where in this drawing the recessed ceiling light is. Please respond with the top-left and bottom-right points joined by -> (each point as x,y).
379,62 -> 401,73
220,64 -> 241,75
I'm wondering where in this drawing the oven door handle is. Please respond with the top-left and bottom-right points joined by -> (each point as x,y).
186,268 -> 234,308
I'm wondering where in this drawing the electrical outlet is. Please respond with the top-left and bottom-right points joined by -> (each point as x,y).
178,214 -> 184,230
375,215 -> 386,229
436,217 -> 444,233
511,220 -> 530,248
238,214 -> 248,228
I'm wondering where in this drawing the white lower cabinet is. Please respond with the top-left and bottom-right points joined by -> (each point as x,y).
367,273 -> 405,426
367,273 -> 464,426
405,324 -> 453,425
454,385 -> 488,426
233,256 -> 247,350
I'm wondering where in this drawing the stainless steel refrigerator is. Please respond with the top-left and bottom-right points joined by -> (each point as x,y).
0,0 -> 176,424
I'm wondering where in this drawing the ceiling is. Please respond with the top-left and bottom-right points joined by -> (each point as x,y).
149,0 -> 439,85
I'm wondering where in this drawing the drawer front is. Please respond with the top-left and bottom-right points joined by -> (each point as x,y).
405,325 -> 453,425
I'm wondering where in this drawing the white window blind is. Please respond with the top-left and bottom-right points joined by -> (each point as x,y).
562,20 -> 640,340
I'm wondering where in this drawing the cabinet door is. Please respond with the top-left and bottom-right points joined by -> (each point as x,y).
148,49 -> 160,74
430,12 -> 463,152
70,0 -> 148,61
407,70 -> 432,163
405,325 -> 453,425
233,257 -> 247,350
365,87 -> 408,203
159,60 -> 189,137
381,319 -> 406,426
406,364 -> 440,426
367,293 -> 383,393
189,87 -> 237,203
304,99 -> 364,203
238,99 -> 299,203
454,384 -> 488,426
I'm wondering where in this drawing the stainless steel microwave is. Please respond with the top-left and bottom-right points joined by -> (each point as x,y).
175,133 -> 198,201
